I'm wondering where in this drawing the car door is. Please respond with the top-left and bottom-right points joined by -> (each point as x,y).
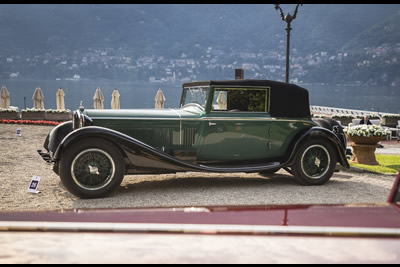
197,87 -> 272,162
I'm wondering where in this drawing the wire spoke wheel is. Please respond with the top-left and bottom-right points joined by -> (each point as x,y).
71,149 -> 116,190
300,145 -> 330,179
59,138 -> 125,198
292,139 -> 337,185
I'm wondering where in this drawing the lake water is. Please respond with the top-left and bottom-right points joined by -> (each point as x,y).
2,79 -> 400,114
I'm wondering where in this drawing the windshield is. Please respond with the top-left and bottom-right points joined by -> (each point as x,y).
180,86 -> 209,108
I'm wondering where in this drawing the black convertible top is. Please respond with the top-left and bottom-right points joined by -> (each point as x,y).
183,79 -> 311,118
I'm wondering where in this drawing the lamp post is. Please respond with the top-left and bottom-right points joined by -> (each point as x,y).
274,4 -> 302,83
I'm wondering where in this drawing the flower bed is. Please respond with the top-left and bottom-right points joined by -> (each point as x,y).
382,114 -> 400,127
0,108 -> 20,119
0,112 -> 19,120
0,119 -> 61,126
355,114 -> 380,119
21,108 -> 72,121
331,114 -> 354,126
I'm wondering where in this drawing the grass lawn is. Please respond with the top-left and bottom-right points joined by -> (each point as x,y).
350,154 -> 400,174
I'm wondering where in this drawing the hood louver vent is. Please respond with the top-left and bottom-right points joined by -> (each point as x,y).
117,128 -> 174,148
114,127 -> 198,149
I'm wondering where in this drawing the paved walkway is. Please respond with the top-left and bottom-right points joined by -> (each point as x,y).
347,139 -> 400,155
371,139 -> 400,155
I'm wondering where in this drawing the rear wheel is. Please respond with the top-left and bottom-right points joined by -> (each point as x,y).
59,138 -> 125,198
292,139 -> 337,185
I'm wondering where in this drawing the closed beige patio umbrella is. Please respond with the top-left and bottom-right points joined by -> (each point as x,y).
32,86 -> 44,109
93,87 -> 104,109
155,88 -> 166,109
56,87 -> 65,110
111,88 -> 120,109
0,85 -> 10,109
217,91 -> 227,110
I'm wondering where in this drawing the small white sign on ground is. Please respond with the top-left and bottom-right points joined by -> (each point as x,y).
16,128 -> 21,137
27,176 -> 41,194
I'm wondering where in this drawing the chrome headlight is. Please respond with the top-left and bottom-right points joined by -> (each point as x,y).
72,110 -> 93,130
73,110 -> 80,130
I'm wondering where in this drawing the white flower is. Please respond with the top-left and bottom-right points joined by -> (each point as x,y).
344,124 -> 390,137
331,114 -> 354,119
21,108 -> 71,114
382,114 -> 400,118
0,108 -> 17,113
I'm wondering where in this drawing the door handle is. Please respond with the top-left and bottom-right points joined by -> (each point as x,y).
209,122 -> 217,126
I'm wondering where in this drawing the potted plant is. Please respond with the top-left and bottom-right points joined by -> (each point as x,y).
344,124 -> 390,165
344,124 -> 390,144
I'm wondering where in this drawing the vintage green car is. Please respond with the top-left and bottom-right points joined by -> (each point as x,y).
38,79 -> 349,198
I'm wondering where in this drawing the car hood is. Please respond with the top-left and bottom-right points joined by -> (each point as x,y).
83,106 -> 204,120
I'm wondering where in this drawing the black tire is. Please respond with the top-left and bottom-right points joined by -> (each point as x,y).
52,162 -> 59,176
292,138 -> 337,185
59,138 -> 125,198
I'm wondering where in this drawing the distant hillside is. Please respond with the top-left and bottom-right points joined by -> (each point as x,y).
0,4 -> 399,56
343,8 -> 400,51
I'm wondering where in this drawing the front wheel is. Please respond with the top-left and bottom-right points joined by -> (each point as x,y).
292,139 -> 337,185
59,138 -> 125,198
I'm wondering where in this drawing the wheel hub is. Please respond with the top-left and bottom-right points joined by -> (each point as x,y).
71,149 -> 115,190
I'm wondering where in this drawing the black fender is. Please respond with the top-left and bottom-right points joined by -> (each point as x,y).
53,126 -> 199,173
285,126 -> 350,169
46,121 -> 73,154
313,117 -> 347,148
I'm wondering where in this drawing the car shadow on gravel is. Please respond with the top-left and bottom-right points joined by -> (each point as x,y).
61,170 -> 395,209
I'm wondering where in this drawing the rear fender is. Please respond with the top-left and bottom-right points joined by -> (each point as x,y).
287,127 -> 350,169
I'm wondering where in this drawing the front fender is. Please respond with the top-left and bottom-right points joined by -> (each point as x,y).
53,126 -> 144,161
287,127 -> 350,169
53,126 -> 200,173
46,121 -> 73,155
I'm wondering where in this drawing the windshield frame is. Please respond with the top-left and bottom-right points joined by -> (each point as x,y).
180,86 -> 210,109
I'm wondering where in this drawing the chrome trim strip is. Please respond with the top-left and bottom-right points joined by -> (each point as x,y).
0,221 -> 399,237
91,116 -> 313,123
180,120 -> 183,146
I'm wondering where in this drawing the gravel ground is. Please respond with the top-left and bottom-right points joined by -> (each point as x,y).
0,123 -> 397,211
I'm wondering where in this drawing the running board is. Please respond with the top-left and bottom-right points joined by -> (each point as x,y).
37,150 -> 54,164
198,162 -> 281,173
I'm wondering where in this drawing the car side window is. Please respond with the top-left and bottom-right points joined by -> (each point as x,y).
212,88 -> 269,112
